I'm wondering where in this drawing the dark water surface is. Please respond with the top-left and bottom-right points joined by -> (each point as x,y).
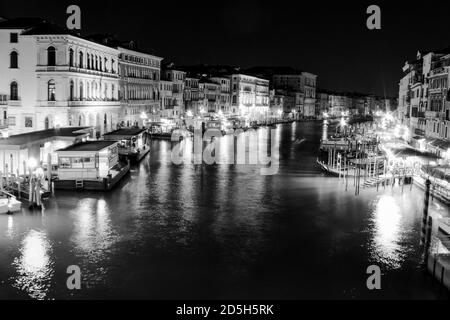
0,122 -> 449,299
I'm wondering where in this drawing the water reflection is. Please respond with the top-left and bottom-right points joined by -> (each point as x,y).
12,230 -> 53,300
1,122 -> 447,299
369,195 -> 405,269
71,198 -> 116,264
6,215 -> 14,239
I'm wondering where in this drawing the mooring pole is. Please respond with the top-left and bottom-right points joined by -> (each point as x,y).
420,179 -> 431,250
423,216 -> 433,265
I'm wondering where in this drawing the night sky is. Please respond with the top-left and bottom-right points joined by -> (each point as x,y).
2,0 -> 450,97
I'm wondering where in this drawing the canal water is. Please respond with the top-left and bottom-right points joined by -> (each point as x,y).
0,122 -> 449,299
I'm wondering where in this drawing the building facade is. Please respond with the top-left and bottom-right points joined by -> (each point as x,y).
0,18 -> 121,136
162,67 -> 186,119
230,74 -> 270,121
117,46 -> 162,127
273,72 -> 317,119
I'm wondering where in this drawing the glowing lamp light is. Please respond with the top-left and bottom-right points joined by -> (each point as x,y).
340,117 -> 347,127
186,110 -> 193,117
140,112 -> 148,120
277,109 -> 283,116
27,157 -> 38,170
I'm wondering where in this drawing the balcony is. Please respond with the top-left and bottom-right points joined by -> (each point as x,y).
425,111 -> 439,119
36,65 -> 119,79
430,66 -> 448,76
68,100 -> 121,108
7,100 -> 22,107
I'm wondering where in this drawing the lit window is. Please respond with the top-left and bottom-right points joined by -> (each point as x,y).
48,80 -> 56,101
25,116 -> 33,128
59,157 -> 71,169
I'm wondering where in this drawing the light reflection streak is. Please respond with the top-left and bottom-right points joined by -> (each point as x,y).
12,230 -> 53,300
6,215 -> 14,238
71,198 -> 116,265
369,195 -> 404,269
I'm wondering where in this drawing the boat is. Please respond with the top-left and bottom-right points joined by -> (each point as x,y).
0,190 -> 22,214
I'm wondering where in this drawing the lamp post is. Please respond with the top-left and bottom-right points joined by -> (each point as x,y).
27,157 -> 37,205
140,112 -> 148,129
27,157 -> 43,209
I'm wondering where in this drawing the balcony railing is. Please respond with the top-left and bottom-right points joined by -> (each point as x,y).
36,65 -> 119,78
430,66 -> 447,76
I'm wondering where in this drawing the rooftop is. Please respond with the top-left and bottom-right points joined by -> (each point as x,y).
103,128 -> 146,137
57,140 -> 117,152
0,127 -> 90,146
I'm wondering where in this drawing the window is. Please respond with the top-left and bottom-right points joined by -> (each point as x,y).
69,48 -> 74,67
48,80 -> 56,101
59,157 -> 71,169
25,117 -> 33,128
70,80 -> 74,101
10,51 -> 18,68
8,116 -> 16,126
79,82 -> 84,100
71,157 -> 83,169
78,51 -> 83,68
47,46 -> 56,66
10,81 -> 18,100
10,33 -> 18,43
83,157 -> 95,168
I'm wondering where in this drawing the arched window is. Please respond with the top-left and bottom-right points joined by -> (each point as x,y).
47,46 -> 56,66
87,53 -> 91,69
79,82 -> 84,101
69,48 -> 74,67
45,117 -> 50,130
10,51 -> 18,68
70,80 -> 74,101
78,51 -> 83,68
104,84 -> 108,99
48,80 -> 56,101
10,81 -> 18,100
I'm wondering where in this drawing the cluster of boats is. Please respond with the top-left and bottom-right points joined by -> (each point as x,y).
149,117 -> 290,140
